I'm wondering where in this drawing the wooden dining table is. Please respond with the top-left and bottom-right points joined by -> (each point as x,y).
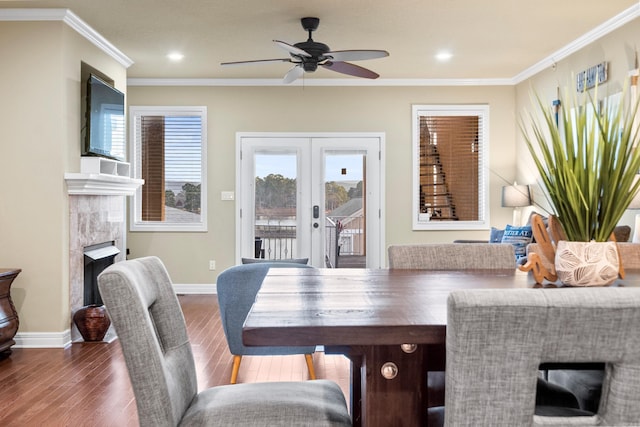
242,267 -> 640,427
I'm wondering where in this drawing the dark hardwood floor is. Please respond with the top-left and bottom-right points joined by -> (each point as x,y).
0,295 -> 351,426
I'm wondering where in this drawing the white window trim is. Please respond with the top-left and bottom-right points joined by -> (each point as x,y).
129,106 -> 208,232
412,104 -> 489,231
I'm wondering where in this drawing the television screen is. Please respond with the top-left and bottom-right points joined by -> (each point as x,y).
84,75 -> 125,161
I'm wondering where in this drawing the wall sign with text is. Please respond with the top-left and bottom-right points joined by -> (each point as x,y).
576,62 -> 608,92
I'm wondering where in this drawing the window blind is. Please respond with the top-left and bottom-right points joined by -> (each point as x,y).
419,114 -> 482,221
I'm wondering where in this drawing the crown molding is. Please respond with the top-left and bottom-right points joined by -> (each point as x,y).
127,77 -> 516,87
513,3 -> 640,84
3,5 -> 638,88
0,8 -> 133,68
129,3 -> 640,88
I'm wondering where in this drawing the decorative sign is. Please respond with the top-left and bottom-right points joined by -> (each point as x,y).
576,62 -> 608,92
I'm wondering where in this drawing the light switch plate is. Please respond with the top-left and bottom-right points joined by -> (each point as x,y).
221,191 -> 235,201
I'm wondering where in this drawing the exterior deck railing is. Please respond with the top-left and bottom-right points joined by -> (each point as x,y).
253,215 -> 365,267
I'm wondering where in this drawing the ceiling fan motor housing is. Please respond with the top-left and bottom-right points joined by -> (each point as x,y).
293,40 -> 329,72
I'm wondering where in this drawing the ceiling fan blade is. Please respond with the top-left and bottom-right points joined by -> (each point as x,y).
322,61 -> 380,79
283,65 -> 304,84
221,58 -> 292,66
273,40 -> 311,58
325,50 -> 389,62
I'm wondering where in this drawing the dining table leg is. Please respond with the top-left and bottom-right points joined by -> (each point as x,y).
326,346 -> 364,427
359,344 -> 428,427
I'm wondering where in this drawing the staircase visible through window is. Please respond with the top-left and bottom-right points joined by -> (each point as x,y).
412,105 -> 489,230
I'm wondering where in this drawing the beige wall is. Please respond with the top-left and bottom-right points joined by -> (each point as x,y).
0,21 -> 126,334
129,16 -> 640,284
126,85 -> 517,282
3,14 -> 638,336
515,17 -> 640,228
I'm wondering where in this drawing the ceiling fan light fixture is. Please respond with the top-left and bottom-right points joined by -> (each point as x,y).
303,62 -> 318,72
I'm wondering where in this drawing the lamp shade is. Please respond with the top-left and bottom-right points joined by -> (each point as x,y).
502,185 -> 532,208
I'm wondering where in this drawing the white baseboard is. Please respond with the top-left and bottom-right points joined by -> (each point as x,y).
14,330 -> 72,349
173,283 -> 217,294
11,284 -> 216,349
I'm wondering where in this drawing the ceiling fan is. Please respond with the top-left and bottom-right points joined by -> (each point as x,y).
221,17 -> 389,84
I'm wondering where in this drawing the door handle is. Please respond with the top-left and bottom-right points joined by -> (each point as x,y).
313,205 -> 319,219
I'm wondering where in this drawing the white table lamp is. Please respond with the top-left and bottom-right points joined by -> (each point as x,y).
502,184 -> 532,226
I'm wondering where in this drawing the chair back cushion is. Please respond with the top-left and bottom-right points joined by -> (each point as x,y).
98,256 -> 197,427
216,263 -> 316,356
241,257 -> 309,264
388,243 -> 516,270
445,288 -> 640,426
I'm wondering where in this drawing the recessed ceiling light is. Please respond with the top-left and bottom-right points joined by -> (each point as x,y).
435,51 -> 453,62
167,52 -> 184,62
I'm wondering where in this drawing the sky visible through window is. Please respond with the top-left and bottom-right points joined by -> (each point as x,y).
255,154 -> 363,181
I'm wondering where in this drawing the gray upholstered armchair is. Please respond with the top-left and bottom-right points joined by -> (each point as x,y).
443,287 -> 640,426
98,256 -> 351,427
216,262 -> 317,384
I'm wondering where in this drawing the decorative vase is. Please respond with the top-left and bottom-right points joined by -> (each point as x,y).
555,241 -> 620,286
73,304 -> 111,342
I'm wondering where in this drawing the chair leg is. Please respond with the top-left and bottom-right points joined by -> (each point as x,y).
230,355 -> 242,384
305,353 -> 317,380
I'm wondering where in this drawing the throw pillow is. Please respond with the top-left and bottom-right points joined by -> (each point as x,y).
489,227 -> 505,243
501,224 -> 533,261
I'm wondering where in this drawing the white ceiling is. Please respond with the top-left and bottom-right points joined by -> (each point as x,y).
2,0 -> 639,82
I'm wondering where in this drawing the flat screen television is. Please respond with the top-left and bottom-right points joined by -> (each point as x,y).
83,74 -> 126,161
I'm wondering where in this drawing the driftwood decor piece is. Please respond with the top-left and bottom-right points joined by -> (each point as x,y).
519,214 -> 557,283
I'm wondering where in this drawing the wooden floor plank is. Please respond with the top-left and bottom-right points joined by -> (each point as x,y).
0,295 -> 350,426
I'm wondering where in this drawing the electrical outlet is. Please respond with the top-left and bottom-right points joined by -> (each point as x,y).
209,260 -> 216,270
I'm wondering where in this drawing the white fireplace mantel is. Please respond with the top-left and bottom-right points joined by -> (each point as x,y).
64,157 -> 143,196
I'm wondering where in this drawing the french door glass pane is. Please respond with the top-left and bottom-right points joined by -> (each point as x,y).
324,152 -> 366,268
254,153 -> 297,260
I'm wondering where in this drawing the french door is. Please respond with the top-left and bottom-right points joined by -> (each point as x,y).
237,133 -> 384,268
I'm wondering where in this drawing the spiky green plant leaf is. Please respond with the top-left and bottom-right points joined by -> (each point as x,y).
521,85 -> 640,242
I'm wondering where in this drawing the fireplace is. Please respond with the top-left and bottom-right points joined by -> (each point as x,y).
69,195 -> 126,342
84,242 -> 120,306
66,157 -> 143,343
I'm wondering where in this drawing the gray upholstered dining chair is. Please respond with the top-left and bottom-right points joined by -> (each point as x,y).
98,256 -> 351,427
216,262 -> 317,384
387,242 -> 516,270
443,287 -> 640,426
387,243 -> 517,408
526,242 -> 640,414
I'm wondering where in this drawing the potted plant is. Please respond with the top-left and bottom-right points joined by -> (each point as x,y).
521,84 -> 640,285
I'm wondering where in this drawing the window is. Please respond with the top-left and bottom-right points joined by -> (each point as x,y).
412,105 -> 489,230
130,106 -> 207,231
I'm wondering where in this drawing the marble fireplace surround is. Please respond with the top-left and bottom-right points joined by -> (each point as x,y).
65,160 -> 143,342
69,195 -> 125,342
